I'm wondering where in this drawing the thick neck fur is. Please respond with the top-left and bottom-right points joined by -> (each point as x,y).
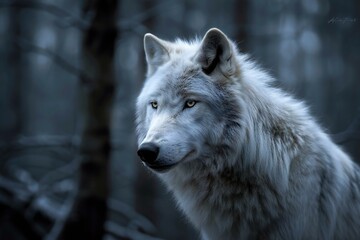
159,54 -> 322,236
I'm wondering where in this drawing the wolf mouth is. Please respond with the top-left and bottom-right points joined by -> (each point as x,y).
145,162 -> 179,173
144,149 -> 196,173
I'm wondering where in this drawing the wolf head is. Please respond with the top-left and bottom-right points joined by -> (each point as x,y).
136,28 -> 243,173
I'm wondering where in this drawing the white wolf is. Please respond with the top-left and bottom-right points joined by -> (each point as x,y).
135,28 -> 360,240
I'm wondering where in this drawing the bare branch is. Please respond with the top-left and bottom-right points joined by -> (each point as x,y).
0,194 -> 43,239
0,175 -> 29,197
332,109 -> 360,144
0,0 -> 87,30
105,221 -> 164,240
118,2 -> 172,31
31,196 -> 65,220
44,186 -> 77,240
13,38 -> 93,83
39,161 -> 77,185
0,135 -> 125,152
108,198 -> 157,234
0,0 -> 162,34
0,135 -> 80,150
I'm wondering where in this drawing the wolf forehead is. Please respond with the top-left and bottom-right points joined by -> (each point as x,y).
151,64 -> 203,92
139,64 -> 225,106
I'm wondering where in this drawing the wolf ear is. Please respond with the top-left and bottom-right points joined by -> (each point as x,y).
144,33 -> 170,76
196,28 -> 238,77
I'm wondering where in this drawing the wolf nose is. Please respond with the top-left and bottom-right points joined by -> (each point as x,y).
137,142 -> 160,164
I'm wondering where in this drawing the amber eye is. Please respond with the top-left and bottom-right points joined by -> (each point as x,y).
185,100 -> 197,108
150,101 -> 158,109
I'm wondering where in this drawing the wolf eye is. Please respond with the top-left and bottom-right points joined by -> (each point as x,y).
185,100 -> 197,108
150,101 -> 158,109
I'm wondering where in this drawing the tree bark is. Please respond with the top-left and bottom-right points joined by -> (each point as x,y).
60,0 -> 119,239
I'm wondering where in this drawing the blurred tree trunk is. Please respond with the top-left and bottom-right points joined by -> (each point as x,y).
235,0 -> 248,51
5,4 -> 23,138
134,0 -> 158,227
60,0 -> 119,239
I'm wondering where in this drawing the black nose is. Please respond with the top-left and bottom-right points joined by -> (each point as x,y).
137,142 -> 160,164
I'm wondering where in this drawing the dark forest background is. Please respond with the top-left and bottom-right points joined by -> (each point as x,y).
0,0 -> 359,239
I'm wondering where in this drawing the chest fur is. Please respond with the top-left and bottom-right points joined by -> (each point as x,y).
162,166 -> 284,234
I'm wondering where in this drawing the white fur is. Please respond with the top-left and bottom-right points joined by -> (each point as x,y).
136,28 -> 360,240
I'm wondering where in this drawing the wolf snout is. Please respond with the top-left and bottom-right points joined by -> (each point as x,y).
137,142 -> 160,164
